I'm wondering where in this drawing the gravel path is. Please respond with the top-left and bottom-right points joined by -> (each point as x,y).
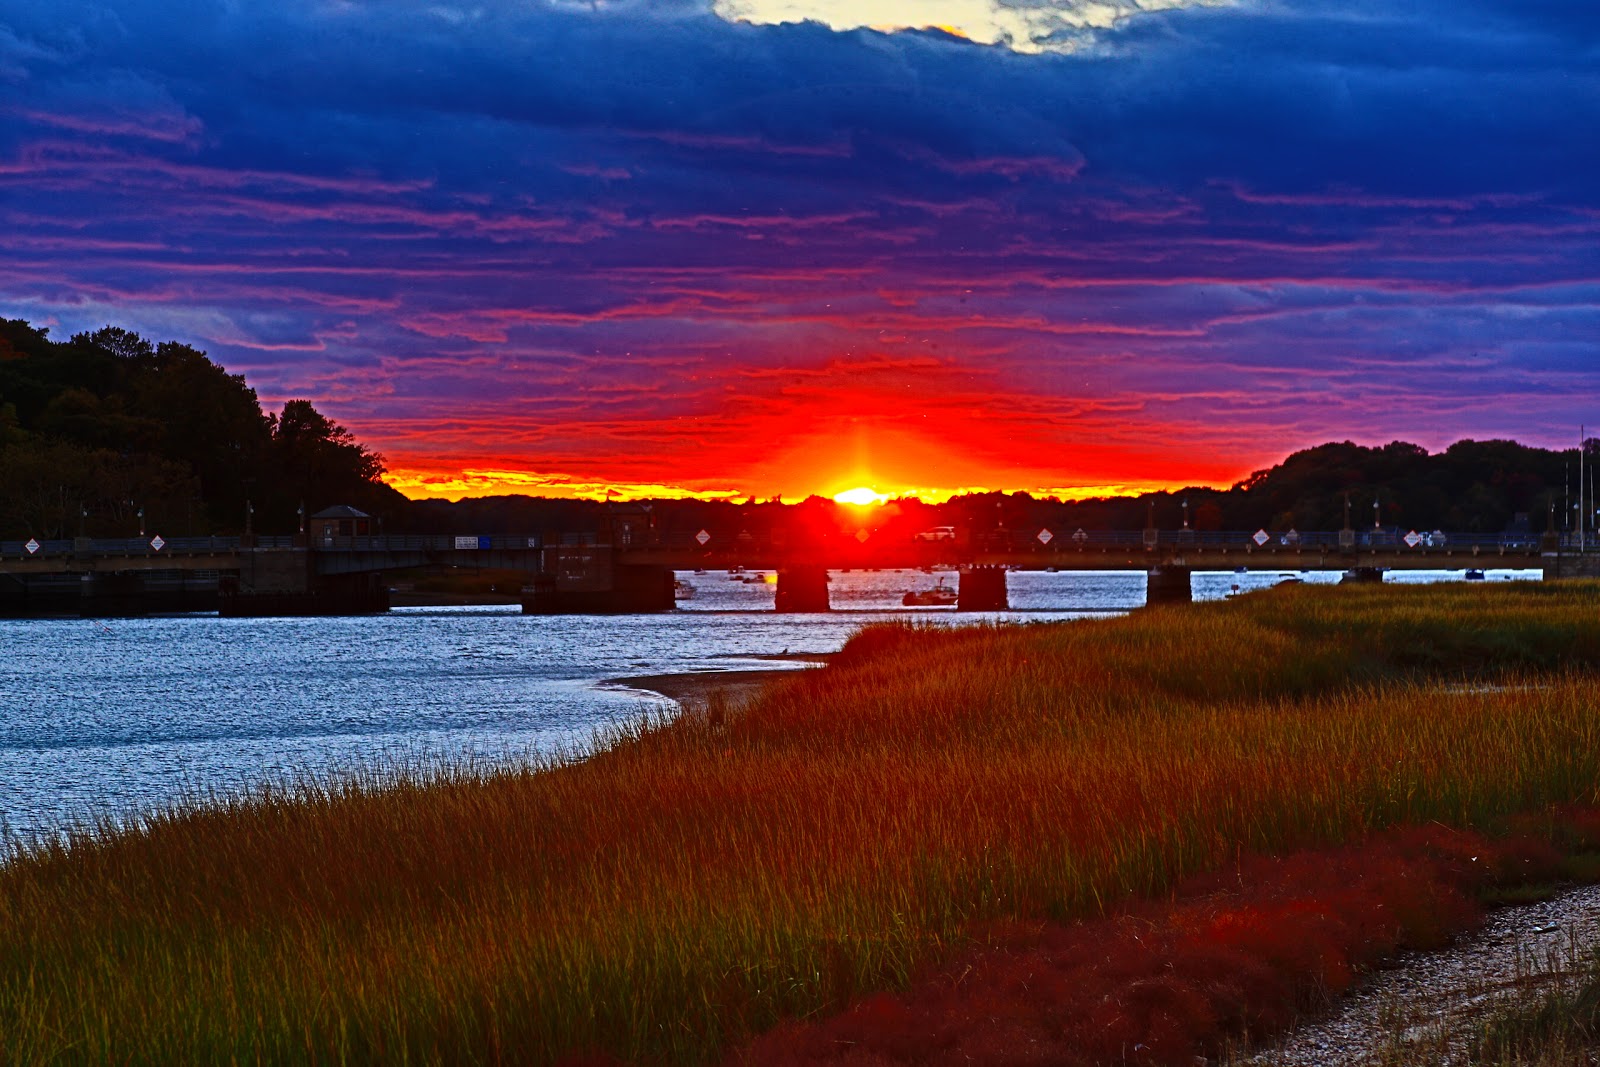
1251,884 -> 1600,1064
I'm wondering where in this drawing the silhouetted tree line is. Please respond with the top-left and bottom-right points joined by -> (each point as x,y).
415,438 -> 1590,546
0,319 -> 403,538
2,316 -> 1590,542
932,438 -> 1584,541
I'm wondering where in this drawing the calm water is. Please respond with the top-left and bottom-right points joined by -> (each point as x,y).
0,567 -> 1538,838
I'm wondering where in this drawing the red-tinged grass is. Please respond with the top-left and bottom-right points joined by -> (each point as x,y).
740,824 -> 1574,1066
5,583 -> 1600,1063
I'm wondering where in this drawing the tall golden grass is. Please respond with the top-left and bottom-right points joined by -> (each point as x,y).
5,582 -> 1600,1063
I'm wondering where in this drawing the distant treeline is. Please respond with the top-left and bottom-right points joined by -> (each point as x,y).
0,317 -> 1590,540
412,438 -> 1591,546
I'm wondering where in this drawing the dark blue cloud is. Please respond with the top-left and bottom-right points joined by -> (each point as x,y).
1,0 -> 1598,495
6,1 -> 1595,198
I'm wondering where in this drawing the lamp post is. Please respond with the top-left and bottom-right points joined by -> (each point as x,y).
1372,496 -> 1381,530
245,499 -> 254,537
137,507 -> 145,538
297,502 -> 306,535
1181,498 -> 1190,529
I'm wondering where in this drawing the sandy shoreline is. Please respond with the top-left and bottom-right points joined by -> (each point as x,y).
600,661 -> 823,708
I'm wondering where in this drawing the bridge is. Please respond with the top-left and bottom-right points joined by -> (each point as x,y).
0,524 -> 1580,617
0,535 -> 542,617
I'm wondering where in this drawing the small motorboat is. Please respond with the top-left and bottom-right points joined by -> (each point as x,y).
1463,568 -> 1486,581
902,579 -> 958,607
673,579 -> 696,599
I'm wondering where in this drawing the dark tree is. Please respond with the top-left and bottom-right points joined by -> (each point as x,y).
266,399 -> 400,523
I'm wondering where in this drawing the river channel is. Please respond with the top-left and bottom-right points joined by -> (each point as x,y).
0,567 -> 1537,839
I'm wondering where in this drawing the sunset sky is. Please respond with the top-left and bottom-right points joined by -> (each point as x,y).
2,1 -> 1598,500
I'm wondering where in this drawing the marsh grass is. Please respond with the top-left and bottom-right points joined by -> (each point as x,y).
1464,947 -> 1600,1065
6,583 -> 1600,1063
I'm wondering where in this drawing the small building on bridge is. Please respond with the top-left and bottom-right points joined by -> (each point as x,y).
310,505 -> 373,545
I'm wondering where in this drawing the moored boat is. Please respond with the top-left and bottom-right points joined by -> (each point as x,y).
902,578 -> 958,607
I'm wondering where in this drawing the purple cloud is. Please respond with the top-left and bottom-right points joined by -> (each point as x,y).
0,0 -> 1598,497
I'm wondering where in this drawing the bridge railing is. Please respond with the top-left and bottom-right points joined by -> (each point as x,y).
649,528 -> 1549,553
0,534 -> 556,559
0,529 -> 1555,561
0,535 -> 298,559
314,535 -> 444,552
986,529 -> 1544,552
311,535 -> 545,552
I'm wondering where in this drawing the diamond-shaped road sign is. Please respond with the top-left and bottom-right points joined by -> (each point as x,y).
1037,529 -> 1053,545
856,529 -> 871,543
694,529 -> 710,545
1252,529 -> 1270,546
150,535 -> 166,552
1404,530 -> 1422,548
24,538 -> 39,554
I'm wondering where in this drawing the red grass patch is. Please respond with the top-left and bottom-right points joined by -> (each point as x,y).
733,823 -> 1577,1067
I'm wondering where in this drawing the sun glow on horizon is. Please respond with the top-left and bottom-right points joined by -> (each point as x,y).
384,465 -> 746,502
833,486 -> 890,506
383,458 -> 1225,504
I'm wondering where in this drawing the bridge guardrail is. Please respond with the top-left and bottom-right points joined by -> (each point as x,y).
0,529 -> 1555,561
310,535 -> 545,552
0,535 -> 301,559
0,534 -> 553,558
984,529 -> 1544,552
650,529 -> 1548,552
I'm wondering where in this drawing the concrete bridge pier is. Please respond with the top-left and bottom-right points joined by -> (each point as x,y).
80,572 -> 148,617
775,565 -> 830,612
1341,566 -> 1385,584
0,573 -> 93,617
958,565 -> 1009,611
1146,564 -> 1193,606
1542,553 -> 1600,580
0,573 -> 29,616
522,561 -> 674,614
221,548 -> 390,616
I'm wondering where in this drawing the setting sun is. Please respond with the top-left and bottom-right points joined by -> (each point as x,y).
833,487 -> 889,506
